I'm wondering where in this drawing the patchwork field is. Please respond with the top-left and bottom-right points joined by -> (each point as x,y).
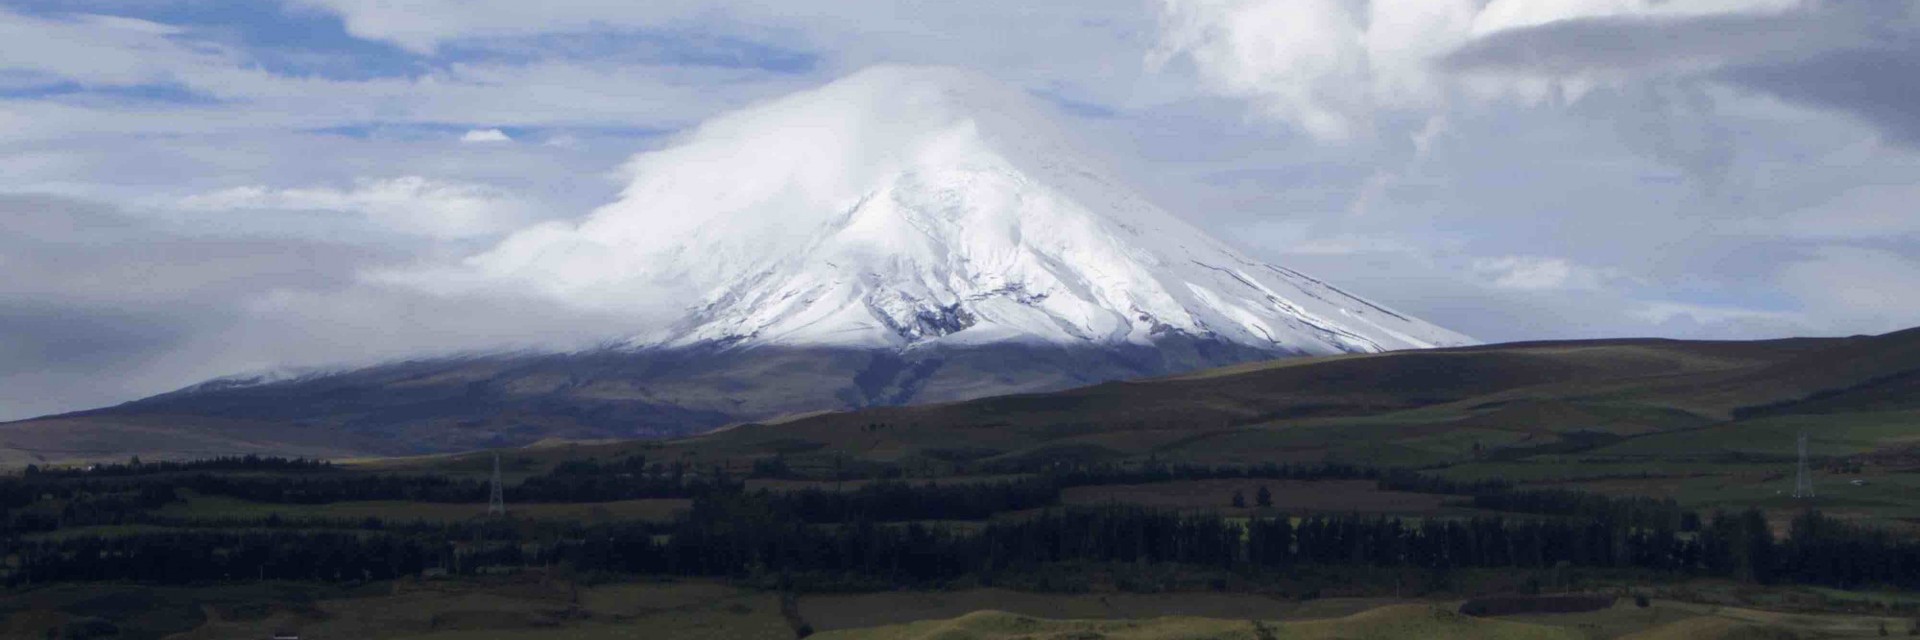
811,606 -> 1585,640
162,579 -> 796,640
10,578 -> 1913,640
1060,479 -> 1452,514
796,588 -> 1404,632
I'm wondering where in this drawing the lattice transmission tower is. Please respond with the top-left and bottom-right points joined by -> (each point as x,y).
1793,432 -> 1815,499
488,452 -> 507,516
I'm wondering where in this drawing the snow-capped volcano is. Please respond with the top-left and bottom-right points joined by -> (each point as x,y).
27,66 -> 1475,457
462,65 -> 1471,355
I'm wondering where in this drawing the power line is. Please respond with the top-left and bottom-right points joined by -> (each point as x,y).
488,453 -> 506,517
1793,432 -> 1814,499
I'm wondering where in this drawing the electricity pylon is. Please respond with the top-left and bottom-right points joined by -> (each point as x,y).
1793,432 -> 1815,499
488,453 -> 506,516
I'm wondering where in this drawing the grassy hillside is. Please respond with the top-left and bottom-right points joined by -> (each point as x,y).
0,339 -> 1280,463
9,330 -> 1920,531
10,329 -> 1912,469
340,329 -> 1919,527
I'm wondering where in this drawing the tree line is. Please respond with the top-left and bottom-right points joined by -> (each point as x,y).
13,495 -> 1920,592
767,478 -> 1060,523
7,456 -> 1918,593
0,459 -> 1709,540
20,455 -> 332,478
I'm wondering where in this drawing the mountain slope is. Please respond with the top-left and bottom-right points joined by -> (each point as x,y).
0,339 -> 1281,463
8,328 -> 1912,466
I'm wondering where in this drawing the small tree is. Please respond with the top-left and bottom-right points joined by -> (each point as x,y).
1231,490 -> 1247,508
1256,485 -> 1273,508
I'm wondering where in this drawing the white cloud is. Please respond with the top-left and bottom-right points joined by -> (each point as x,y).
1149,0 -> 1811,140
0,7 -> 814,147
0,10 -> 212,88
286,0 -> 1184,120
1256,220 -> 1421,256
460,128 -> 513,143
1150,0 -> 1381,140
1471,256 -> 1611,291
1626,300 -> 1809,340
1469,0 -> 1804,35
1778,246 -> 1920,333
175,177 -> 532,239
1632,300 -> 1795,326
287,0 -> 713,54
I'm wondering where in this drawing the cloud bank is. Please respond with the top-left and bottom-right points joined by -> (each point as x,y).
175,177 -> 534,239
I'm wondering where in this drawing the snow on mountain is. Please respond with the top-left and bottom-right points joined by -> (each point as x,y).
153,365 -> 342,398
455,65 -> 1473,356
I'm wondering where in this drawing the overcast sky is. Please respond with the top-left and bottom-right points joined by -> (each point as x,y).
3,0 -> 1918,420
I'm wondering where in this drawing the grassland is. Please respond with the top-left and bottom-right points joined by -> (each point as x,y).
10,554 -> 1920,640
153,490 -> 688,524
812,605 -> 1589,640
12,577 -> 1912,640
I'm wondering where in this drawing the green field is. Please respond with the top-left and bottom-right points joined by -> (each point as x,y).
13,580 -> 1910,640
154,491 -> 689,524
1593,411 -> 1920,459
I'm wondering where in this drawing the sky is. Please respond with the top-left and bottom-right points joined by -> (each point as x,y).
2,0 -> 1918,420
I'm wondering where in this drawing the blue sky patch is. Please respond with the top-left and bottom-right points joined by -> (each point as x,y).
0,80 -> 225,105
5,0 -> 429,80
441,28 -> 819,74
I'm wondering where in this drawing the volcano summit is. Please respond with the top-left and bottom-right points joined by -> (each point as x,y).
455,65 -> 1469,355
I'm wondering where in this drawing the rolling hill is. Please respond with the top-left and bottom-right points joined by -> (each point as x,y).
624,330 -> 1913,470
8,328 -> 1915,476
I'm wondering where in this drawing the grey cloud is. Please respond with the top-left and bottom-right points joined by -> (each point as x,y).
1440,3 -> 1920,149
1724,45 -> 1920,146
0,194 -> 391,420
0,298 -> 187,420
1577,82 -> 1735,190
0,300 -> 181,369
2,196 -> 388,304
1439,13 -> 1831,77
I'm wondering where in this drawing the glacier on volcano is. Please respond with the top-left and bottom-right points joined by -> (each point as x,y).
441,65 -> 1474,356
